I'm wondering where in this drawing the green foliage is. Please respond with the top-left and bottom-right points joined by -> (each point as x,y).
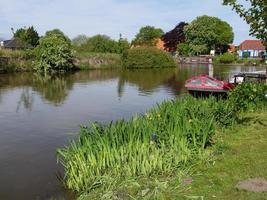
228,82 -> 267,113
185,15 -> 234,54
117,34 -> 130,55
58,96 -> 217,193
72,34 -> 88,48
34,31 -> 74,73
13,26 -> 40,47
223,0 -> 267,48
123,47 -> 176,68
45,29 -> 71,44
177,43 -> 191,56
0,49 -> 34,72
132,26 -> 164,46
78,35 -> 130,54
218,52 -> 237,64
75,52 -> 122,69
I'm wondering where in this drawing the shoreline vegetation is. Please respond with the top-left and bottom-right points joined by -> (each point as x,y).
57,83 -> 267,199
1,48 -> 266,74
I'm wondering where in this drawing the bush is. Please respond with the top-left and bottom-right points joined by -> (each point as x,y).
218,52 -> 237,64
123,47 -> 177,68
228,82 -> 267,112
77,35 -> 130,55
34,32 -> 74,72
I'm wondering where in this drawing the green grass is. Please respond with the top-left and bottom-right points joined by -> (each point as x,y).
183,112 -> 267,200
0,49 -> 34,72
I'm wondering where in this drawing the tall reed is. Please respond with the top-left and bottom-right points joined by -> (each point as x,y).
58,96 -> 217,193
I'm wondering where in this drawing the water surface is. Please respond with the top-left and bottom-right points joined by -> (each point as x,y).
0,65 -> 264,200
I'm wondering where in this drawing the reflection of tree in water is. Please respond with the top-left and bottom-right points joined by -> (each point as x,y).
16,87 -> 34,112
117,69 -> 177,96
32,74 -> 74,106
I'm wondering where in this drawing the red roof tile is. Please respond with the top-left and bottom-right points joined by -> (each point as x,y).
239,40 -> 265,51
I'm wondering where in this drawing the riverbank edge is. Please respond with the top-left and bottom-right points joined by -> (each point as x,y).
57,82 -> 267,200
76,110 -> 267,200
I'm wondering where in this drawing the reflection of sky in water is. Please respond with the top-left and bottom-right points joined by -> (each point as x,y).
0,65 -> 265,200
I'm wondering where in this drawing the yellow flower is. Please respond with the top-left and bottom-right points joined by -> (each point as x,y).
157,114 -> 161,118
189,119 -> 193,123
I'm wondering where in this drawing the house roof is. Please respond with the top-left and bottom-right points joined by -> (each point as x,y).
239,40 -> 265,51
2,38 -> 32,48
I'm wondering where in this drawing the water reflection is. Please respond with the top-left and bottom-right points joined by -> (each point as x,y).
16,87 -> 34,112
32,74 -> 74,105
0,65 -> 265,110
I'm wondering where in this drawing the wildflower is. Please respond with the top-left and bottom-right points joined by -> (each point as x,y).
189,119 -> 193,123
157,113 -> 161,118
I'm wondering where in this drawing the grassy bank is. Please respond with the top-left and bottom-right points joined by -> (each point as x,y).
0,49 -> 33,73
212,53 -> 267,66
57,83 -> 266,199
183,111 -> 267,200
78,111 -> 267,200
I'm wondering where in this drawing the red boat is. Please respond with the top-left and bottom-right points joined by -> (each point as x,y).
185,75 -> 234,96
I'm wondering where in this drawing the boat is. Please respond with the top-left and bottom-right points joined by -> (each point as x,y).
185,75 -> 234,97
229,71 -> 266,85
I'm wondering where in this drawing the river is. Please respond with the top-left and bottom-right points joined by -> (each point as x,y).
0,64 -> 264,200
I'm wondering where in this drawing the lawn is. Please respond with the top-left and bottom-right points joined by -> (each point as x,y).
184,112 -> 267,200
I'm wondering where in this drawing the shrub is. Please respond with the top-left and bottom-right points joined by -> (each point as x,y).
228,82 -> 267,112
34,32 -> 74,72
218,52 -> 237,64
123,47 -> 176,68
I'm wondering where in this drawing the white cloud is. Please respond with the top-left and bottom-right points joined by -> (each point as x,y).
0,0 -> 255,44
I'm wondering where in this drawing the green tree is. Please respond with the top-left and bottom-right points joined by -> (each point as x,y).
223,0 -> 267,49
45,29 -> 71,44
14,26 -> 39,47
34,31 -> 74,73
132,26 -> 164,46
177,43 -> 191,56
117,34 -> 130,55
81,35 -> 119,53
185,15 -> 234,54
72,34 -> 88,48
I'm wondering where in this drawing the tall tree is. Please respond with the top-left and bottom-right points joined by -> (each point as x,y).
185,15 -> 234,54
161,22 -> 188,52
45,29 -> 71,44
132,26 -> 164,46
14,26 -> 39,47
118,34 -> 130,54
72,34 -> 88,48
223,0 -> 267,49
81,35 -> 119,53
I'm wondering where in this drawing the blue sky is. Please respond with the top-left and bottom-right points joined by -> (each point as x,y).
0,0 -> 255,44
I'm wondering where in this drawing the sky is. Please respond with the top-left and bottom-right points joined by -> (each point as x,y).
0,0 -> 255,44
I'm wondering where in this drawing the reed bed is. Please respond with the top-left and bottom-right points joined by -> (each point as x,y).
58,83 -> 267,196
